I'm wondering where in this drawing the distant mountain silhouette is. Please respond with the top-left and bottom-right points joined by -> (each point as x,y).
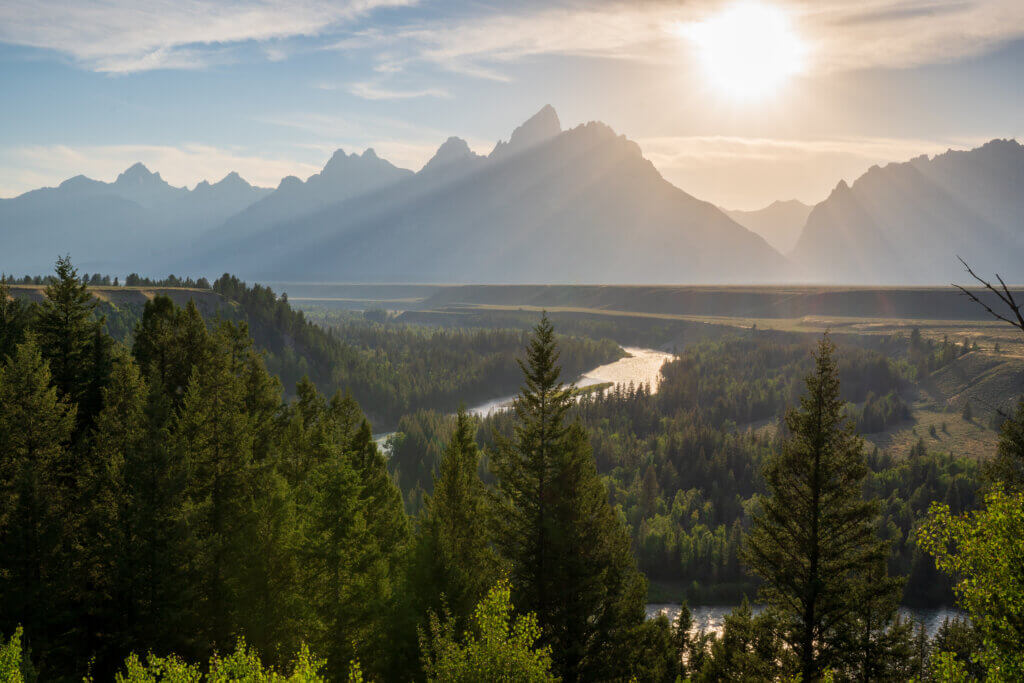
198,106 -> 787,283
0,165 -> 269,274
489,104 -> 562,160
211,148 -> 413,248
724,199 -> 811,254
790,139 -> 1024,283
16,109 -> 1019,286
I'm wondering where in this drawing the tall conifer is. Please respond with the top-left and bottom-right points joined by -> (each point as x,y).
411,408 -> 499,629
743,335 -> 899,681
492,314 -> 646,682
33,256 -> 102,424
0,340 -> 76,676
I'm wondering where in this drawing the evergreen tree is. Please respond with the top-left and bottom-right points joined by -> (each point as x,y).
0,282 -> 34,362
988,398 -> 1024,491
743,335 -> 900,681
79,354 -> 150,676
491,314 -> 646,682
692,600 -> 786,681
410,408 -> 499,631
0,339 -> 76,676
122,376 -> 193,659
132,296 -> 209,403
173,326 -> 257,652
33,256 -> 105,430
844,569 -> 915,681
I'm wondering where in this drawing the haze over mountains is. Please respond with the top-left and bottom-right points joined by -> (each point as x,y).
0,164 -> 270,275
724,200 -> 812,254
195,106 -> 786,284
791,139 -> 1024,283
2,107 -> 1022,285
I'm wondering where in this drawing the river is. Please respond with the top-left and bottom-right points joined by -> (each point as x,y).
374,346 -> 673,448
467,346 -> 674,417
645,604 -> 965,639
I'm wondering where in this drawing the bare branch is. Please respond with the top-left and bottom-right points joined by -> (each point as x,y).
954,256 -> 1024,334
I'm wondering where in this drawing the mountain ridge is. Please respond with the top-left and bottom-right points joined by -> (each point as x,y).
196,110 -> 788,284
790,138 -> 1024,283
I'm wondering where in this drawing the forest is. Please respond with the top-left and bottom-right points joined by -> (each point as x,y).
0,258 -> 1021,681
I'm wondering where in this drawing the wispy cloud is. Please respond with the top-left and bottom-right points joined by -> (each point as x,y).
0,143 -> 323,197
328,0 -> 1024,80
0,0 -> 415,72
314,80 -> 449,99
5,1 -> 1020,76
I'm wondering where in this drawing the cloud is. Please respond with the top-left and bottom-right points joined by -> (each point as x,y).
330,0 -> 1024,80
6,0 -> 1020,76
0,0 -> 414,72
636,133 -> 994,209
313,80 -> 449,99
0,143 -> 322,197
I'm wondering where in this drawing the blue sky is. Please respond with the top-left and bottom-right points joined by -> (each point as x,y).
1,0 -> 1022,209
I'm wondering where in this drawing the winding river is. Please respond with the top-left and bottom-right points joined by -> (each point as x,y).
467,347 -> 674,417
645,604 -> 965,639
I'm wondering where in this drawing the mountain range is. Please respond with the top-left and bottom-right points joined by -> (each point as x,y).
791,139 -> 1024,283
0,164 -> 270,275
724,200 -> 812,254
2,107 -> 1022,284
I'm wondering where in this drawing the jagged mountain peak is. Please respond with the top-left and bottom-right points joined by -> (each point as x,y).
420,136 -> 480,175
509,104 -> 560,147
277,175 -> 303,190
490,104 -> 563,159
116,162 -> 164,185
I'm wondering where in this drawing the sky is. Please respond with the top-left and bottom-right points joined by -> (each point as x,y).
0,0 -> 1022,209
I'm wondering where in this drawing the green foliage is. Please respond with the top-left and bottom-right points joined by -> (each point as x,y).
929,651 -> 971,683
743,336 -> 902,681
0,282 -> 34,363
215,276 -> 621,430
690,600 -> 787,681
33,255 -> 110,434
491,314 -> 646,681
918,487 -> 1024,680
0,339 -> 77,674
0,261 -> 413,679
989,398 -> 1024,491
408,409 -> 500,631
113,640 -> 327,682
0,627 -> 27,682
930,617 -> 985,680
420,580 -> 556,683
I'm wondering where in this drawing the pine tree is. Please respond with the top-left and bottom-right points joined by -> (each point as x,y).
743,335 -> 899,681
122,377 -> 192,657
33,256 -> 103,427
491,314 -> 646,682
0,282 -> 34,362
410,408 -> 499,629
173,327 -> 257,652
79,354 -> 149,676
988,398 -> 1024,491
0,339 -> 76,676
289,387 -> 410,679
640,464 -> 660,518
132,297 -> 210,402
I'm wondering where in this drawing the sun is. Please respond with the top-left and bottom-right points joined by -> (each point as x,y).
678,2 -> 807,101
